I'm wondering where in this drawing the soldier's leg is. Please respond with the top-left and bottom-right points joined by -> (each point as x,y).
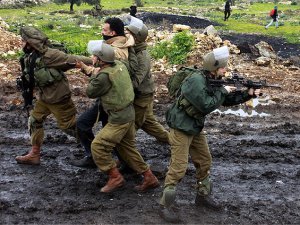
50,98 -> 77,138
141,100 -> 169,144
76,100 -> 99,157
117,121 -> 159,192
190,131 -> 221,210
159,128 -> 193,222
15,100 -> 51,165
91,122 -> 134,192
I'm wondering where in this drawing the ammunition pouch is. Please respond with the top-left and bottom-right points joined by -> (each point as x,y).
177,95 -> 205,120
34,58 -> 65,87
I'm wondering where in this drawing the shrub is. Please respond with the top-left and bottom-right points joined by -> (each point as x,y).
150,31 -> 195,65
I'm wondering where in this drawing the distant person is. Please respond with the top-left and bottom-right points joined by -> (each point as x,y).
265,6 -> 279,29
130,5 -> 137,17
224,0 -> 232,21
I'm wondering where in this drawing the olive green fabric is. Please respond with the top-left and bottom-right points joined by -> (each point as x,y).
86,61 -> 135,124
91,121 -> 149,173
164,129 -> 212,187
20,26 -> 50,53
159,185 -> 176,206
132,42 -> 154,95
29,98 -> 77,146
134,95 -> 169,143
22,47 -> 92,104
197,176 -> 212,196
166,69 -> 256,135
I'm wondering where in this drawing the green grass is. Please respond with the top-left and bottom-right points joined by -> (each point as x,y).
0,1 -> 299,57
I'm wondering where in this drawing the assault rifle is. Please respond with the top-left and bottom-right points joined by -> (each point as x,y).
16,56 -> 35,116
209,73 -> 281,92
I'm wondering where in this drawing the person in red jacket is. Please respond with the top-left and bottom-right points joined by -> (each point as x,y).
265,6 -> 279,29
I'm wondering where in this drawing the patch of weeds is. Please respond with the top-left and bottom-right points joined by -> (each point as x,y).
150,31 -> 195,65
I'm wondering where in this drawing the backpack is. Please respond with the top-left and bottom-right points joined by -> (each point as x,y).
270,9 -> 275,17
167,66 -> 199,97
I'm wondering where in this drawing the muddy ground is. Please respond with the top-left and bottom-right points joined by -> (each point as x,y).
1,14 -> 300,225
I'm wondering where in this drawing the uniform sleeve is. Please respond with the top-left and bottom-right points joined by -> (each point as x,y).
222,90 -> 253,106
182,75 -> 228,115
131,51 -> 149,89
86,72 -> 112,99
43,48 -> 93,71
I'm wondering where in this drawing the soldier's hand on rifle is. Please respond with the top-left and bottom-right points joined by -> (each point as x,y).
248,88 -> 261,97
223,85 -> 237,93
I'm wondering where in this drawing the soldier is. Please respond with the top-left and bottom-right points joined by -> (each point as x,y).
125,16 -> 169,143
77,40 -> 159,193
159,46 -> 261,222
15,26 -> 92,165
72,17 -> 137,167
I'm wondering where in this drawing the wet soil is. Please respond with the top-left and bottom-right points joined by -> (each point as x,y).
1,12 -> 300,225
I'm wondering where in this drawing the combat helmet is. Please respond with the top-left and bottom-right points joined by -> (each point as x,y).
124,15 -> 148,42
87,40 -> 115,63
203,46 -> 229,72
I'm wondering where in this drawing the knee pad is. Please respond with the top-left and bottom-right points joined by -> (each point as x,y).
28,116 -> 43,135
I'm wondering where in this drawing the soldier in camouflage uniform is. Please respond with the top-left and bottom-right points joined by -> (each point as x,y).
76,40 -> 159,193
125,16 -> 169,143
15,26 -> 92,165
159,46 -> 261,222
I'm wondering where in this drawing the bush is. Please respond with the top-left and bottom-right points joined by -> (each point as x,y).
150,31 -> 195,65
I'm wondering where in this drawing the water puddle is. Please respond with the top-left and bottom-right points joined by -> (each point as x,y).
214,97 -> 276,117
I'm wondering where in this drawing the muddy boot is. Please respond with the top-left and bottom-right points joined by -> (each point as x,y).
15,146 -> 40,165
195,176 -> 222,210
70,156 -> 96,168
159,185 -> 180,223
100,167 -> 125,193
134,169 -> 159,192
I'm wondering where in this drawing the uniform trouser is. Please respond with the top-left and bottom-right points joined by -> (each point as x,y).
266,18 -> 278,28
164,129 -> 212,187
134,95 -> 169,143
29,98 -> 77,146
91,121 -> 149,173
224,9 -> 231,20
76,99 -> 108,157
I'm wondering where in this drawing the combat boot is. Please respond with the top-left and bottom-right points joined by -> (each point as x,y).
159,185 -> 180,223
134,169 -> 159,192
15,146 -> 40,165
195,177 -> 222,210
70,156 -> 97,168
101,167 -> 125,193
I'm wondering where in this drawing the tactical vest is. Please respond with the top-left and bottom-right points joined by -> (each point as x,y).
100,61 -> 134,112
33,56 -> 65,87
176,72 -> 210,120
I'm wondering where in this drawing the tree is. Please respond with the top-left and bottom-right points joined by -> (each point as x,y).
54,0 -> 101,12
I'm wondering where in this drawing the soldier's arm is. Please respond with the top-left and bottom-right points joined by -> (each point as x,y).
182,75 -> 228,115
86,72 -> 111,99
43,48 -> 92,71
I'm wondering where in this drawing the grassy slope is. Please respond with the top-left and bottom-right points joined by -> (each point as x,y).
0,1 -> 299,56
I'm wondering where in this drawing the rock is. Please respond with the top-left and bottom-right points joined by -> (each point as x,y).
203,25 -> 218,36
173,24 -> 191,32
254,41 -> 277,59
255,56 -> 271,66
